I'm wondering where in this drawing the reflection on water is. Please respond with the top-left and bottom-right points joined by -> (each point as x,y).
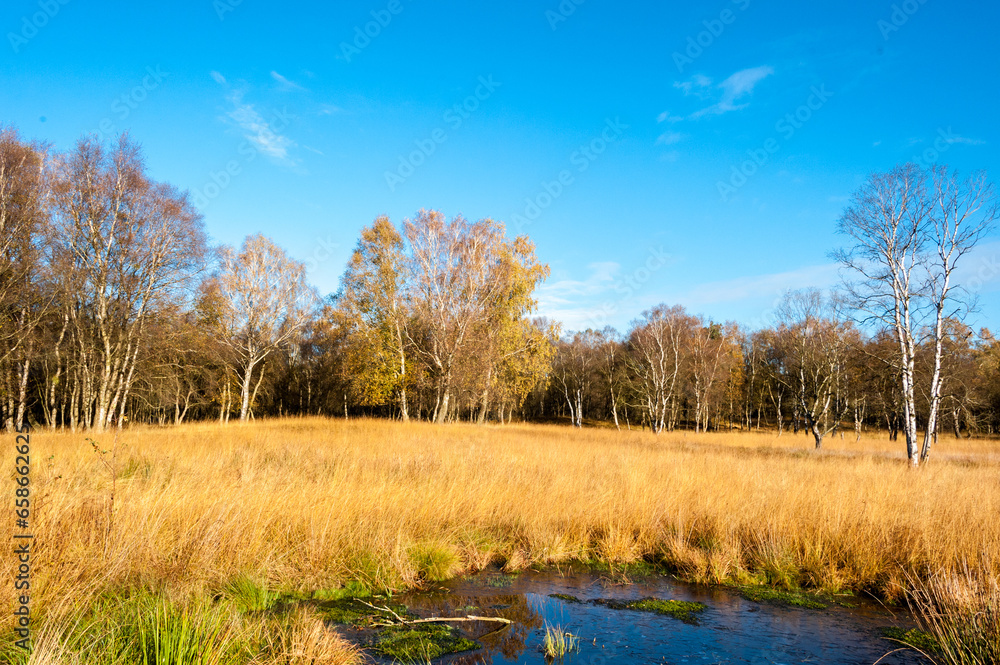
393,568 -> 926,665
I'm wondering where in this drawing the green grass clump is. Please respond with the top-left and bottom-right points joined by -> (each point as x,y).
374,623 -> 479,661
549,593 -> 582,603
881,627 -> 939,653
134,598 -> 237,665
410,542 -> 462,582
222,573 -> 279,613
737,585 -> 827,610
542,623 -> 580,660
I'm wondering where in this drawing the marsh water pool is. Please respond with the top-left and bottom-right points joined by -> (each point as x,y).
330,567 -> 928,665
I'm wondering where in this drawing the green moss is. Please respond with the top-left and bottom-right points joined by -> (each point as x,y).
881,627 -> 939,653
628,598 -> 707,623
374,623 -> 480,662
737,585 -> 827,610
549,593 -> 582,603
592,597 -> 707,624
586,560 -> 661,577
484,574 -> 516,588
317,597 -> 412,627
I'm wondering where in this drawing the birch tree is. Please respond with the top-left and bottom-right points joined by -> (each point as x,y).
836,163 -> 996,464
625,305 -> 693,433
773,290 -> 855,449
215,234 -> 318,422
0,128 -> 49,431
404,210 -> 546,423
49,134 -> 206,431
553,330 -> 599,428
919,167 -> 997,461
688,319 -> 737,432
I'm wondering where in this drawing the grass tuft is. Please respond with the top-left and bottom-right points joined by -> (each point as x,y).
908,566 -> 1000,664
409,542 -> 463,582
542,623 -> 580,660
222,573 -> 279,613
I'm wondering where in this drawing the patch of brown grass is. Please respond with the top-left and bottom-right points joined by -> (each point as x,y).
2,417 -> 998,635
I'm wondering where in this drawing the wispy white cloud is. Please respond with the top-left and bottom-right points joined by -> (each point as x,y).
537,262 -> 620,306
688,65 -> 774,118
945,134 -> 986,146
678,262 -> 840,307
211,72 -> 298,165
537,259 -> 845,331
227,92 -> 296,162
674,74 -> 713,97
657,110 -> 683,123
271,70 -> 306,92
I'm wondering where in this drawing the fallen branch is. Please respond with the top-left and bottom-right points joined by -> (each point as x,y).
357,599 -> 408,624
380,615 -> 513,626
357,598 -> 513,628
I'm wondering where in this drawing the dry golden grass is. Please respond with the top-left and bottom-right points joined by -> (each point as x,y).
2,417 -> 999,641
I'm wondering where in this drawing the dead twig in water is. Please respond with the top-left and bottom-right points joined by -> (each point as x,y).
356,600 -> 513,629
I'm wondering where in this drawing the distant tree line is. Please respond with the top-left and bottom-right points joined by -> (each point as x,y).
1,128 -> 997,465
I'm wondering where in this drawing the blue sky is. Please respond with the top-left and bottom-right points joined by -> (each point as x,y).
3,0 -> 999,333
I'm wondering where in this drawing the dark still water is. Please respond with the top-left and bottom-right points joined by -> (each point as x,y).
391,568 -> 925,665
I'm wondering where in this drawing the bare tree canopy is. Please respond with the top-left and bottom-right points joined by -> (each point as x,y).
213,233 -> 318,422
836,163 -> 998,464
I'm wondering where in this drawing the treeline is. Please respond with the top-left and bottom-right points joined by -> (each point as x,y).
2,129 -> 999,463
0,128 -> 554,431
540,296 -> 1000,447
